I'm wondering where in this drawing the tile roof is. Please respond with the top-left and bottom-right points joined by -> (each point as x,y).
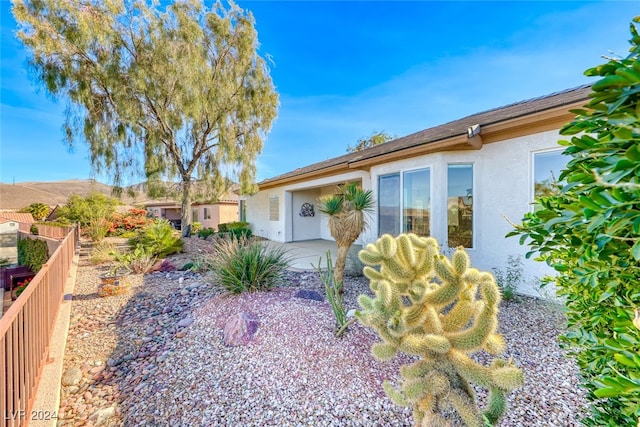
0,212 -> 36,224
259,84 -> 592,186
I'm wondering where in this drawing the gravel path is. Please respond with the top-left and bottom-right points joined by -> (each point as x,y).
57,239 -> 589,427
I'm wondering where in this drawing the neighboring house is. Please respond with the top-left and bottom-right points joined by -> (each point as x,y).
0,212 -> 35,263
145,192 -> 240,231
0,212 -> 35,233
242,85 -> 592,297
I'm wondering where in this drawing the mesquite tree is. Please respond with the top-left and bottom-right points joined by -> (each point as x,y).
13,0 -> 278,235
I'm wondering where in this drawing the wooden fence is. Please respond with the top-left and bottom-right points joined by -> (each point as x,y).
1,227 -> 77,427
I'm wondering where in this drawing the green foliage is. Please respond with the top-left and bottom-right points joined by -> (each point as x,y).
29,224 -> 39,235
208,237 -> 291,294
216,222 -> 252,239
19,202 -> 50,220
357,234 -> 523,426
191,221 -> 203,234
0,258 -> 10,268
218,222 -> 250,232
13,0 -> 278,234
347,130 -> 395,153
110,244 -> 156,275
313,250 -> 356,337
56,193 -> 120,241
197,227 -> 216,239
509,17 -> 640,426
132,219 -> 183,258
491,256 -> 523,302
17,237 -> 49,273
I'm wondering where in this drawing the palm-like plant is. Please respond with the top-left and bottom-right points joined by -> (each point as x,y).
318,182 -> 375,293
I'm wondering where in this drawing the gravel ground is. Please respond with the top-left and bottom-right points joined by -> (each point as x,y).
56,238 -> 589,427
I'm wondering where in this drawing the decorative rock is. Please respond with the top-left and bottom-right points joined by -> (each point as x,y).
177,317 -> 194,328
62,367 -> 82,386
294,289 -> 324,302
223,312 -> 259,346
89,407 -> 116,426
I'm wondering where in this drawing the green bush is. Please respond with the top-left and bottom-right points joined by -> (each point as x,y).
191,221 -> 203,234
17,237 -> 49,272
208,237 -> 290,294
217,221 -> 249,233
19,202 -> 51,221
89,241 -> 116,265
197,227 -> 216,239
510,17 -> 640,426
131,219 -> 183,258
56,192 -> 120,228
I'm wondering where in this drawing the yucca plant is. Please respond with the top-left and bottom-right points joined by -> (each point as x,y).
208,237 -> 291,294
318,181 -> 374,293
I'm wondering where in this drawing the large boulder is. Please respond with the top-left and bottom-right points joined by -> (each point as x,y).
294,289 -> 324,302
223,312 -> 259,347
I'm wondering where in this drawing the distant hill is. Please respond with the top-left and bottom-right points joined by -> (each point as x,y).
0,179 -> 153,210
0,179 -> 237,210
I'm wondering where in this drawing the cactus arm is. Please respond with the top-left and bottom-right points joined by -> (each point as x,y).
449,390 -> 483,427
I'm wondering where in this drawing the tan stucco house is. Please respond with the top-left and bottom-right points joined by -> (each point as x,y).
145,192 -> 240,231
241,85 -> 592,297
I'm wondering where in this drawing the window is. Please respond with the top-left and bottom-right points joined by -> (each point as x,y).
204,207 -> 211,220
378,173 -> 400,236
192,209 -> 198,222
533,149 -> 568,200
269,196 -> 279,221
448,164 -> 473,248
403,168 -> 430,237
239,200 -> 246,222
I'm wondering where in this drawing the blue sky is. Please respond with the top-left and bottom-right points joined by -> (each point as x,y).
0,1 -> 637,185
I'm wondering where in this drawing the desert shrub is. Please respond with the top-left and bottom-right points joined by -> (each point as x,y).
208,237 -> 290,294
30,224 -> 39,235
197,227 -> 216,239
17,237 -> 49,272
313,250 -> 355,337
131,219 -> 183,257
108,208 -> 152,236
227,227 -> 252,240
491,255 -> 523,302
510,18 -> 640,425
112,244 -> 155,274
89,241 -> 116,265
86,217 -> 110,242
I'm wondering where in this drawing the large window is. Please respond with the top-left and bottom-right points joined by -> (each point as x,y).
403,169 -> 430,236
378,173 -> 400,236
447,164 -> 473,248
534,149 -> 568,199
204,207 -> 211,220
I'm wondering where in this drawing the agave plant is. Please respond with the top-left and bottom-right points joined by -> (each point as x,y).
317,182 -> 374,293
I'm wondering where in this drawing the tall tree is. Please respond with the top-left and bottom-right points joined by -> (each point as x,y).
347,131 -> 394,153
13,0 -> 278,236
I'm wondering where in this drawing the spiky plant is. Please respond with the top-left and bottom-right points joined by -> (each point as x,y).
317,182 -> 374,292
356,233 -> 523,427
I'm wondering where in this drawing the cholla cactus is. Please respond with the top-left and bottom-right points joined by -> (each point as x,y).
356,233 -> 523,427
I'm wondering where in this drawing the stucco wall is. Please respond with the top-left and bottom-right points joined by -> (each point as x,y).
292,189 -> 321,241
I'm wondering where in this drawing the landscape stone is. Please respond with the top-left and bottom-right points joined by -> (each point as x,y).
223,312 -> 259,346
177,317 -> 194,328
61,367 -> 82,386
294,289 -> 324,302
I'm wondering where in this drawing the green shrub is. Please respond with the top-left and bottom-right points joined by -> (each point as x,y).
17,237 -> 49,272
191,221 -> 203,234
111,244 -> 156,274
30,224 -> 39,235
197,227 -> 216,239
510,18 -> 640,425
313,250 -> 355,337
131,219 -> 183,258
19,202 -> 51,221
217,221 -> 249,233
208,237 -> 290,294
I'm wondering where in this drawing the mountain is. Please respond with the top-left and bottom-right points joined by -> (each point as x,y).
0,179 -> 149,210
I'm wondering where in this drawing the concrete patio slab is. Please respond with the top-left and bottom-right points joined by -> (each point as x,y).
261,239 -> 362,272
